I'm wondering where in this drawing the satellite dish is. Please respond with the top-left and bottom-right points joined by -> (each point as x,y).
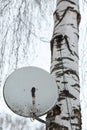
3,66 -> 58,118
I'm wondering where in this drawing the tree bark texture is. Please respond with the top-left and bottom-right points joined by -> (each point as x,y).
46,0 -> 81,130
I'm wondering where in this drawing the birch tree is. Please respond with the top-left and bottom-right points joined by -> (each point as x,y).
46,0 -> 81,130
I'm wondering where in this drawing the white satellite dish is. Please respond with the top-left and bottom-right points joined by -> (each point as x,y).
3,66 -> 58,118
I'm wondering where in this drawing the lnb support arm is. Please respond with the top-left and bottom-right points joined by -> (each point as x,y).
33,114 -> 49,126
33,114 -> 58,129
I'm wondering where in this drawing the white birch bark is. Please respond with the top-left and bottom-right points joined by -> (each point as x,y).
46,0 -> 81,130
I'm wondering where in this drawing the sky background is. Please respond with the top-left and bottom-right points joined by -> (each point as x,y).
0,0 -> 87,129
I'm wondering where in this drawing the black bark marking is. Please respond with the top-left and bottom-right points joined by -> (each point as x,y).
73,107 -> 82,128
53,105 -> 61,116
60,90 -> 77,99
50,35 -> 64,57
56,69 -> 79,80
61,81 -> 68,84
71,123 -> 80,127
46,111 -> 54,119
64,35 -> 73,55
74,32 -> 79,38
58,97 -> 65,101
51,65 -> 67,73
55,65 -> 66,70
73,108 -> 80,116
57,0 -> 76,6
60,23 -> 76,29
56,80 -> 60,82
61,116 -> 75,120
54,10 -> 60,21
55,57 -> 63,61
58,6 -> 74,24
56,35 -> 64,42
54,6 -> 80,28
74,51 -> 79,58
56,62 -> 63,66
54,22 -> 59,29
56,43 -> 63,49
71,83 -> 80,88
75,88 -> 80,92
55,21 -> 77,31
49,122 -> 68,130
55,57 -> 74,62
77,12 -> 81,26
57,48 -> 64,52
51,35 -> 63,50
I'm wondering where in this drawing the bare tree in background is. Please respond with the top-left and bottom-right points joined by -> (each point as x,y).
0,0 -> 55,129
46,0 -> 81,130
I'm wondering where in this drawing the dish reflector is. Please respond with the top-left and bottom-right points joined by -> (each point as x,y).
3,67 -> 58,117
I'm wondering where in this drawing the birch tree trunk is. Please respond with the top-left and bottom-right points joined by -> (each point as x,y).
46,0 -> 81,130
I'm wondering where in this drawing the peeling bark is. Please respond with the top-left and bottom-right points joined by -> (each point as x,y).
46,0 -> 81,130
